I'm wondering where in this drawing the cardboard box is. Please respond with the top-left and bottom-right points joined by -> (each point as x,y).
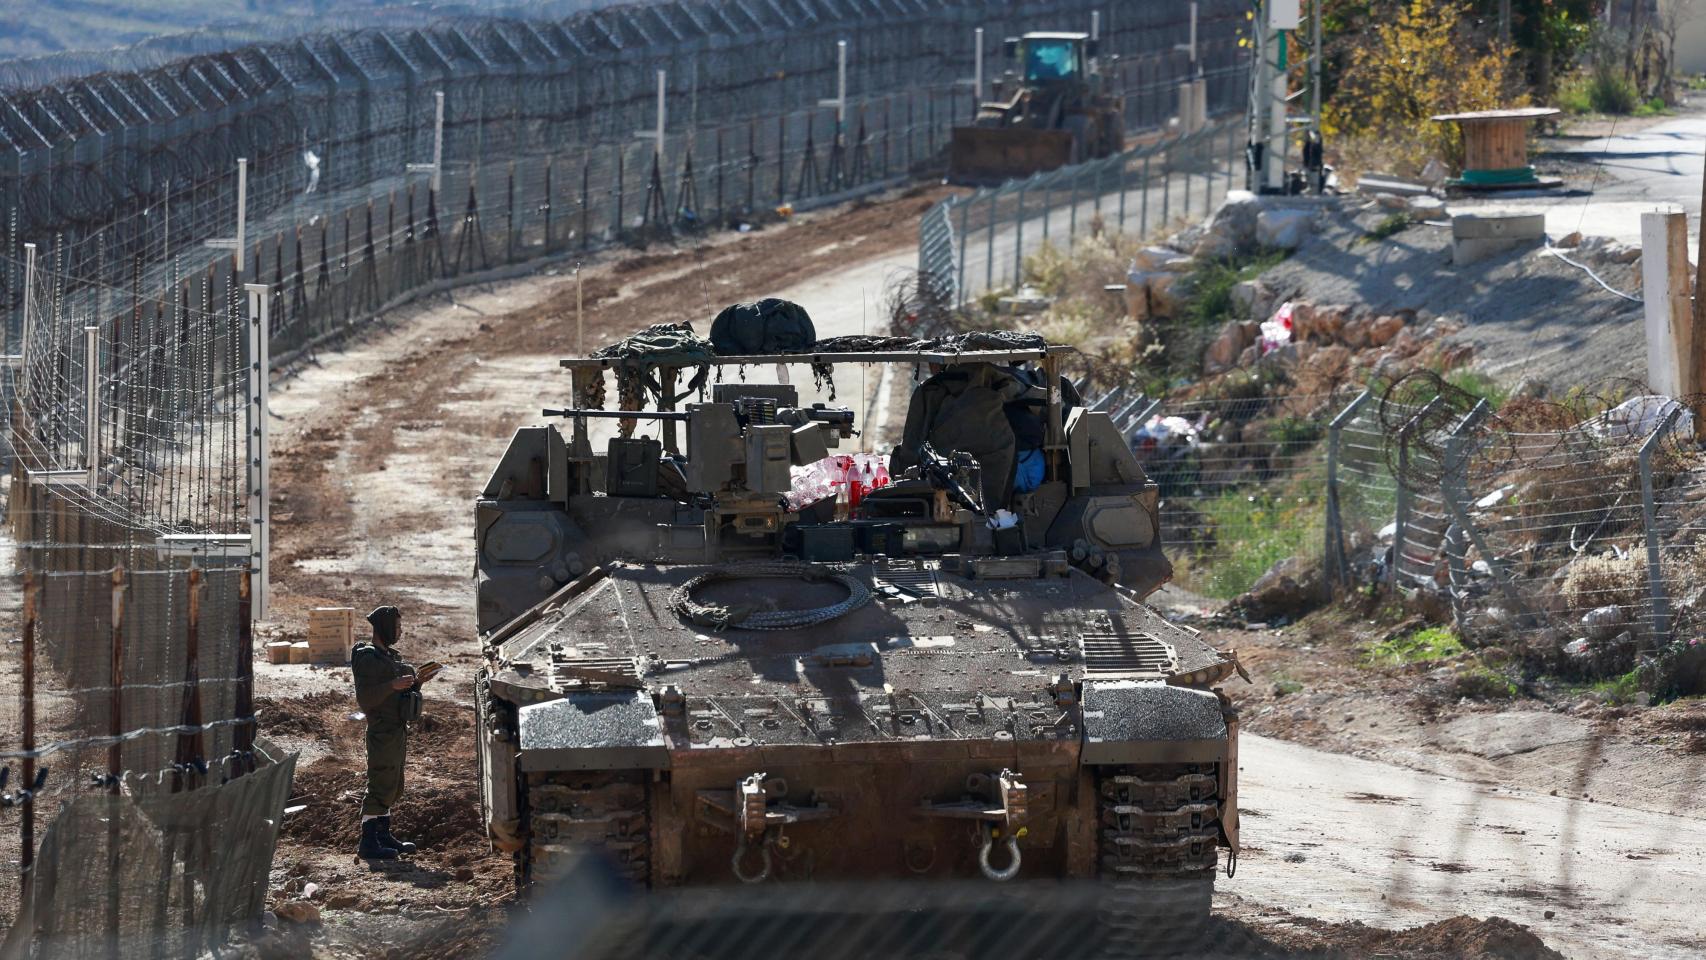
288,641 -> 311,664
308,607 -> 355,665
265,641 -> 294,665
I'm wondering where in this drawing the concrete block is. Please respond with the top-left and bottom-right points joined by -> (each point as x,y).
1452,212 -> 1546,264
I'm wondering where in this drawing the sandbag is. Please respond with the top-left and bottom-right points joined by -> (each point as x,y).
710,298 -> 816,355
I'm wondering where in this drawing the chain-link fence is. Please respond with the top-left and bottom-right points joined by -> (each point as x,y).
919,116 -> 1246,309
1069,372 -> 1706,699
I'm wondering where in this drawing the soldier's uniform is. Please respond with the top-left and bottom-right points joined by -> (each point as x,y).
352,605 -> 420,859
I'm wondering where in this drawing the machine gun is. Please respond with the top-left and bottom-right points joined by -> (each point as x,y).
915,442 -> 985,516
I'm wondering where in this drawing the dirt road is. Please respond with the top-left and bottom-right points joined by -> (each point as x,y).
1235,734 -> 1706,960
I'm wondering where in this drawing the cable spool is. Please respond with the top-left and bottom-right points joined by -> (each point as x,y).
670,562 -> 871,631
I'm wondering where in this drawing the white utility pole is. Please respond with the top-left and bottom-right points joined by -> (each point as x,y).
83,325 -> 99,488
974,28 -> 985,103
1249,0 -> 1312,193
634,70 -> 667,159
245,282 -> 271,622
203,158 -> 248,272
406,90 -> 446,195
1175,2 -> 1206,132
818,41 -> 849,133
1090,10 -> 1100,41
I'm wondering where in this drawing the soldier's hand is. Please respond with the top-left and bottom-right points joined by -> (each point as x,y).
391,677 -> 416,691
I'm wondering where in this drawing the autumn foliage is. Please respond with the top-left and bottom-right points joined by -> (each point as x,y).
1324,1 -> 1529,178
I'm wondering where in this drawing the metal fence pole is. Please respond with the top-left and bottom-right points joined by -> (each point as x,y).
985,190 -> 997,292
1393,396 -> 1444,586
1139,152 -> 1151,236
1639,406 -> 1683,650
956,198 -> 969,304
1324,389 -> 1371,591
1014,184 -> 1027,282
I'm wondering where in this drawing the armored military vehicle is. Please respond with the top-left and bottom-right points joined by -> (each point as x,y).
474,328 -> 1242,919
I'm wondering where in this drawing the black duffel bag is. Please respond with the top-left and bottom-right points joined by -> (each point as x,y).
709,298 -> 816,355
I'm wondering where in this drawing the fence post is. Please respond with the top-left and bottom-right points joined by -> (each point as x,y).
1638,405 -> 1682,651
956,199 -> 969,305
984,190 -> 997,293
84,325 -> 99,489
19,571 -> 35,902
1139,152 -> 1151,237
1437,399 -> 1527,619
1439,399 -> 1490,623
1014,184 -> 1027,283
245,283 -> 270,622
1393,395 -> 1443,586
1324,389 -> 1371,592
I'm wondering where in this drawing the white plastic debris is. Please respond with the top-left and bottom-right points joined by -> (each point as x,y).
1475,484 -> 1513,509
1586,396 -> 1694,440
987,509 -> 1020,529
303,149 -> 321,195
1259,301 -> 1294,355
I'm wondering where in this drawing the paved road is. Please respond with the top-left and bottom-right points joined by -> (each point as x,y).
1458,101 -> 1706,260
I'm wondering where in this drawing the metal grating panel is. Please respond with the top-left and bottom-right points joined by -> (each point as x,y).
1078,632 -> 1177,677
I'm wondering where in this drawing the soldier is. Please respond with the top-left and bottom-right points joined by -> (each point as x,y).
352,605 -> 436,860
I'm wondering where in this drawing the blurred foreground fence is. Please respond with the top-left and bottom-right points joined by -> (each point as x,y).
0,1 -> 1252,948
918,116 -> 1245,309
1076,374 -> 1706,697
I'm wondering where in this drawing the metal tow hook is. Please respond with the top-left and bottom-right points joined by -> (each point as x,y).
977,821 -> 1022,882
732,830 -> 782,884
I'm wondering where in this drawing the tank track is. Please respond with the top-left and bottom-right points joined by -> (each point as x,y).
1092,762 -> 1220,955
519,770 -> 652,890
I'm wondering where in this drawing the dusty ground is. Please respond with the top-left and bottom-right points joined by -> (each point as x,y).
211,181 -> 1614,959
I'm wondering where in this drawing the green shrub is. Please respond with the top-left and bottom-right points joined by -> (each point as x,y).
1558,63 -> 1641,115
1183,249 -> 1290,328
1365,625 -> 1465,666
1634,97 -> 1668,118
1360,213 -> 1412,244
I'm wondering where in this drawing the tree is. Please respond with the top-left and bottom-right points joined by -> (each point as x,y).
1324,1 -> 1528,174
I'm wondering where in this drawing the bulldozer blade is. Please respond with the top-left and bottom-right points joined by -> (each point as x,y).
947,127 -> 1075,186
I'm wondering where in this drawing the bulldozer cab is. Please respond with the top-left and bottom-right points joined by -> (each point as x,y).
1012,32 -> 1091,86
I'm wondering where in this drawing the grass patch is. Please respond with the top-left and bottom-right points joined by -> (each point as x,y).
1365,625 -> 1465,666
1184,249 -> 1290,328
1591,668 -> 1644,704
1633,97 -> 1668,118
1182,489 -> 1322,599
1359,213 -> 1411,244
1442,369 -> 1509,408
1272,677 -> 1305,697
1452,664 -> 1519,700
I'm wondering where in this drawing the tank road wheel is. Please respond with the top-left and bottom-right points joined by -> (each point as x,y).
1092,762 -> 1220,956
517,770 -> 651,894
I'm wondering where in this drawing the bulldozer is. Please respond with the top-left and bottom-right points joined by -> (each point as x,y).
947,32 -> 1126,185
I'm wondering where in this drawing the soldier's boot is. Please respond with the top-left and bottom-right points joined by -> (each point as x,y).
378,815 -> 417,855
358,817 -> 399,860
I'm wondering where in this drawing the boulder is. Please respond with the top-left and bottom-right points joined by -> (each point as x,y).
1147,271 -> 1186,319
1130,247 -> 1179,272
1367,314 -> 1406,347
1406,195 -> 1446,219
1231,279 -> 1261,316
1555,231 -> 1583,249
1389,328 -> 1421,358
1256,208 -> 1315,250
1203,321 -> 1251,375
1580,605 -> 1625,642
1374,192 -> 1410,211
1233,556 -> 1325,622
1122,278 -> 1150,323
1297,303 -> 1347,343
1206,190 -> 1263,253
1339,314 -> 1372,350
276,900 -> 322,925
1237,344 -> 1259,367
